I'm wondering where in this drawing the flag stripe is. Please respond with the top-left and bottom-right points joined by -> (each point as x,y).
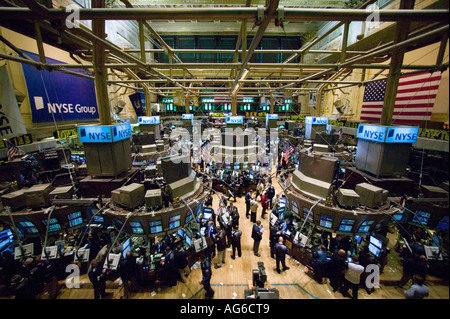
361,71 -> 441,125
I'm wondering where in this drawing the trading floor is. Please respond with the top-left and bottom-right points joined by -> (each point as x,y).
22,167 -> 446,300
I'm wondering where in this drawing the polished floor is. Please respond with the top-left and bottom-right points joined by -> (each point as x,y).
40,172 -> 449,300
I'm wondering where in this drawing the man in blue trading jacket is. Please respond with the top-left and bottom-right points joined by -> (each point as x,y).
199,253 -> 214,298
274,237 -> 290,274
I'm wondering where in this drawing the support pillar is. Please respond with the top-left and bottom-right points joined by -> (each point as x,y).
92,0 -> 111,125
380,0 -> 415,126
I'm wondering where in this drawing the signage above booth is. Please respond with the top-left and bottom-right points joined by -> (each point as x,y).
225,116 -> 244,124
357,124 -> 419,143
78,124 -> 132,143
305,116 -> 328,125
138,116 -> 161,125
182,114 -> 194,120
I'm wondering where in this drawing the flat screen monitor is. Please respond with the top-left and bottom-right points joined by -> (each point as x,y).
234,163 -> 240,170
249,171 -> 254,180
393,213 -> 403,221
203,212 -> 212,221
369,235 -> 383,257
437,216 -> 449,230
185,210 -> 194,223
177,228 -> 185,238
412,210 -> 431,225
369,243 -> 381,257
185,235 -> 192,247
0,229 -> 14,252
320,215 -> 333,229
339,219 -> 355,232
279,198 -> 286,208
42,218 -> 62,232
68,211 -> 83,228
122,238 -> 131,258
149,220 -> 163,234
93,215 -> 104,223
243,162 -> 248,170
169,215 -> 181,230
130,221 -> 144,234
355,235 -> 362,244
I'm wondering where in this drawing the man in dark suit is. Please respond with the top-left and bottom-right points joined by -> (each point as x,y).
88,260 -> 110,299
251,220 -> 263,257
119,251 -> 138,299
231,226 -> 242,259
274,237 -> 290,274
199,253 -> 214,298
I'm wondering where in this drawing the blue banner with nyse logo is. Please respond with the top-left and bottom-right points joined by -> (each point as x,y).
21,51 -> 99,123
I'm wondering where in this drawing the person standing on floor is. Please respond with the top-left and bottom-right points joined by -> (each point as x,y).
311,245 -> 328,284
329,249 -> 347,293
274,236 -> 290,274
261,191 -> 269,219
250,197 -> 259,223
199,253 -> 214,299
245,191 -> 252,219
342,255 -> 365,299
174,243 -> 190,283
215,226 -> 227,269
119,251 -> 138,299
231,226 -> 242,260
256,180 -> 265,201
251,220 -> 264,257
265,183 -> 276,209
88,260 -> 110,299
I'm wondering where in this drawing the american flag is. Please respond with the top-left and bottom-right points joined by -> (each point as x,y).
6,140 -> 20,162
285,143 -> 295,163
200,140 -> 212,162
360,71 -> 442,126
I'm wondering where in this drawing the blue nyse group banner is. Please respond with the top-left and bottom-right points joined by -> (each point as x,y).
21,51 -> 99,123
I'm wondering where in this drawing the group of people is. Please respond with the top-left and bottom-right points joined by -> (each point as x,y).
307,231 -> 431,299
0,251 -> 59,299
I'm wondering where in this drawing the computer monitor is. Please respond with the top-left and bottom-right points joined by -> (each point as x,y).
203,211 -> 213,222
0,229 -> 14,253
243,162 -> 248,170
93,215 -> 104,223
437,216 -> 449,230
225,162 -> 231,169
249,171 -> 254,180
412,210 -> 431,225
185,210 -> 194,223
68,211 -> 83,228
339,219 -> 355,232
279,198 -> 286,208
393,213 -> 403,222
177,228 -> 185,239
185,235 -> 192,247
234,163 -> 240,170
369,243 -> 381,257
320,215 -> 333,229
369,235 -> 383,257
122,238 -> 131,258
169,215 -> 181,230
355,235 -> 362,244
149,220 -> 163,234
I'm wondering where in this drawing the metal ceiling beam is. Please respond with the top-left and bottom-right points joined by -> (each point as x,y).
0,7 -> 446,22
233,0 -> 280,93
